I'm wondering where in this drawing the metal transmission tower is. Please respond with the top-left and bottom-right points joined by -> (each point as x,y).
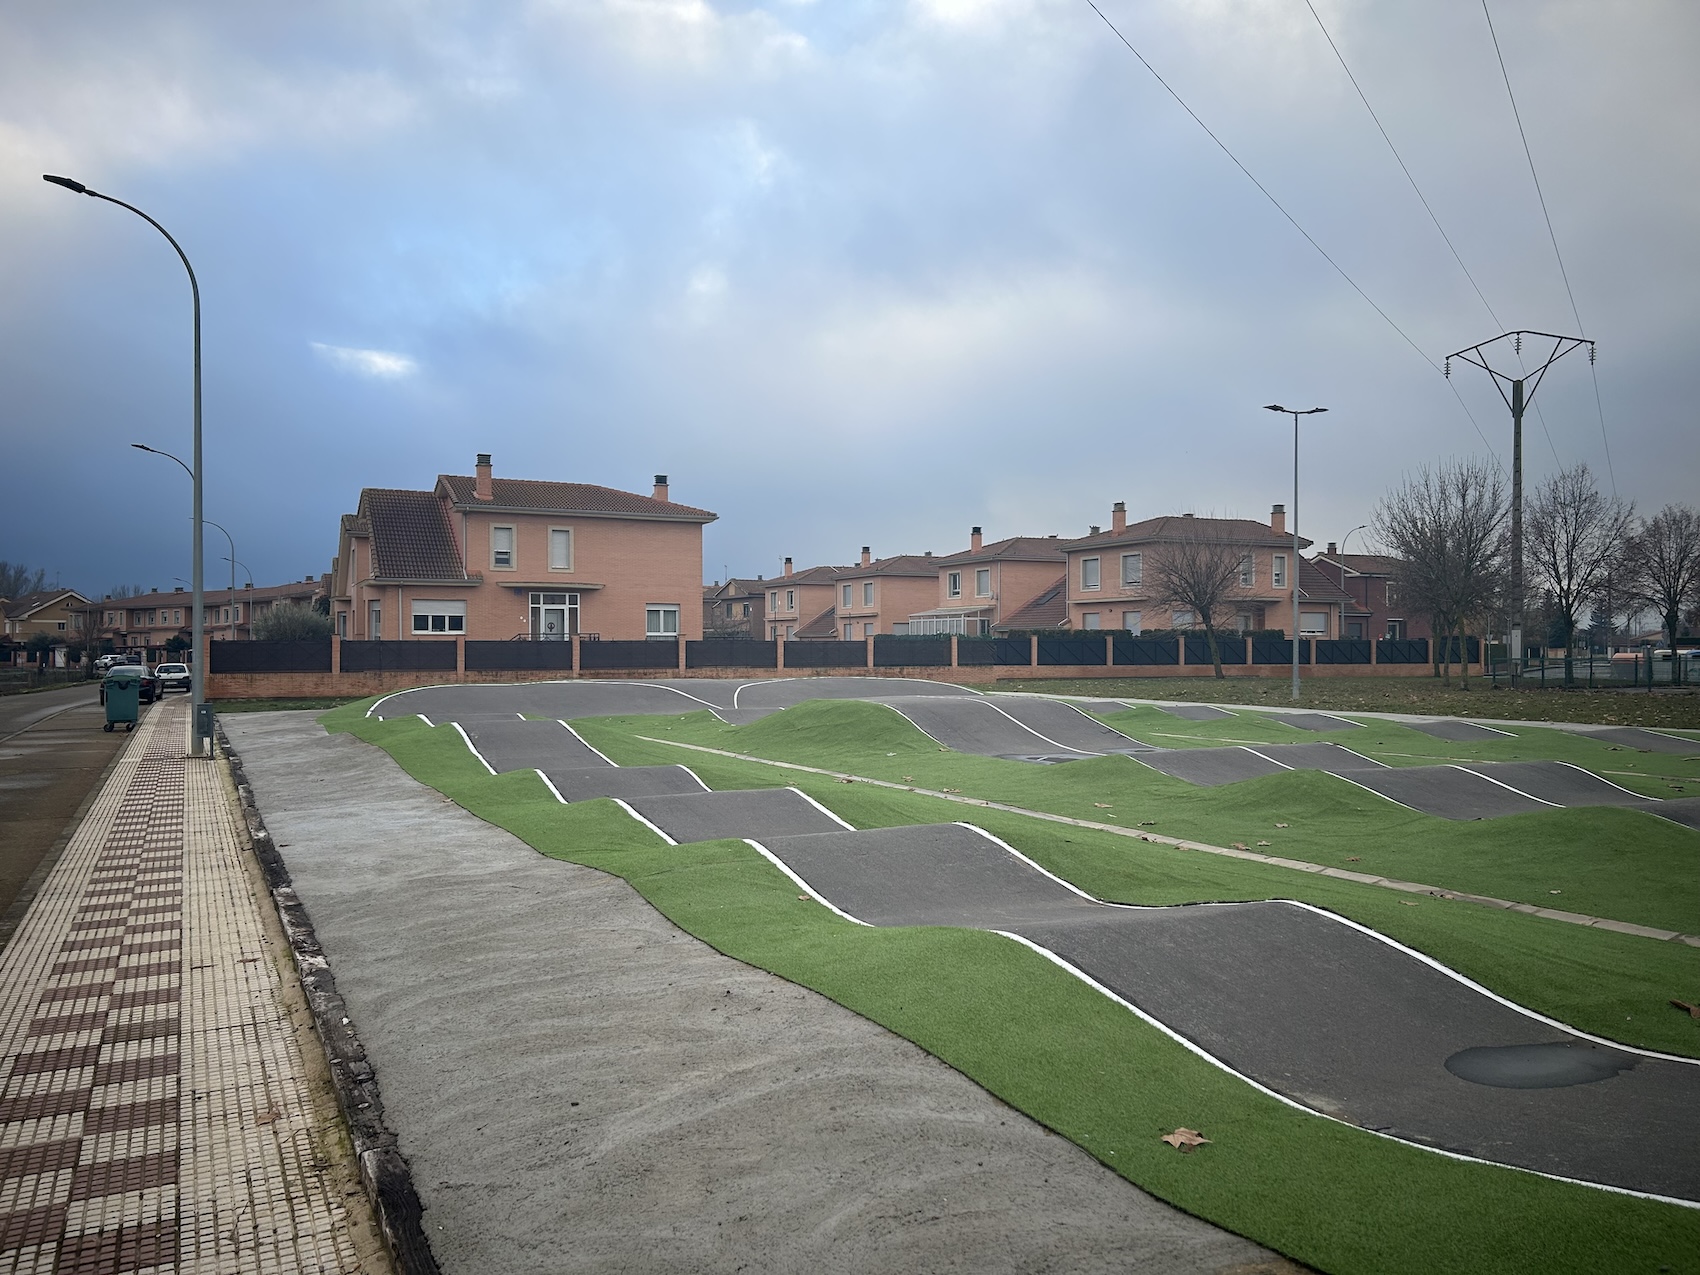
1446,330 -> 1594,686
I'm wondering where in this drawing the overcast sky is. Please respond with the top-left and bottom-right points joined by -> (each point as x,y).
3,0 -> 1695,598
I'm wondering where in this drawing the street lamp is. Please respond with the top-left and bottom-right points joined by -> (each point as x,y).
132,445 -> 239,643
1339,524 -> 1368,555
54,176 -> 208,754
1264,404 -> 1328,702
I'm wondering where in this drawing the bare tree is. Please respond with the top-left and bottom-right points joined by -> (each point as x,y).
1148,524 -> 1247,678
1526,464 -> 1634,686
1624,504 -> 1700,685
1373,459 -> 1507,686
0,563 -> 48,599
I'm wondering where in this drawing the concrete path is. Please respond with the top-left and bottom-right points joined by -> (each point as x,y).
0,698 -> 384,1273
224,712 -> 1288,1275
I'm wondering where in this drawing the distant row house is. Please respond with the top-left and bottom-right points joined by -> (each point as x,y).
78,579 -> 327,655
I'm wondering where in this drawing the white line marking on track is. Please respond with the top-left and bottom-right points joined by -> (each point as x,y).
416,714 -> 434,727
978,699 -> 1101,755
612,798 -> 676,845
534,769 -> 567,803
743,839 -> 871,925
678,765 -> 712,792
788,788 -> 856,830
452,722 -> 496,775
990,931 -> 1698,1209
559,721 -> 618,766
1243,746 -> 1293,770
1448,764 -> 1562,807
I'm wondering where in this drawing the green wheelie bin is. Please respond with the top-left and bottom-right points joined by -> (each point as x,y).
103,668 -> 141,732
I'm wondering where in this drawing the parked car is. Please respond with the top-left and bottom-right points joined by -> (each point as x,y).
93,654 -> 124,674
99,664 -> 160,705
154,662 -> 191,693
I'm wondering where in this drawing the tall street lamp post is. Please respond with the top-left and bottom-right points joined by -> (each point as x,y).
1264,405 -> 1328,702
132,444 -> 239,644
53,175 -> 208,754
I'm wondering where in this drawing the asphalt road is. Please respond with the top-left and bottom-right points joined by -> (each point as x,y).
0,687 -> 129,936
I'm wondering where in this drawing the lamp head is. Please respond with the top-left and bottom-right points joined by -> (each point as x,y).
43,174 -> 89,194
130,443 -> 154,453
1263,404 -> 1287,413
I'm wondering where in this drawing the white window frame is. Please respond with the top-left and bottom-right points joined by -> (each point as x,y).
646,605 -> 681,639
411,600 -> 467,635
975,568 -> 991,597
786,588 -> 796,611
1299,611 -> 1328,636
1120,553 -> 1141,588
548,527 -> 573,571
1122,610 -> 1142,633
1172,609 -> 1195,630
1273,554 -> 1287,588
1081,557 -> 1100,591
1081,611 -> 1101,630
368,602 -> 382,640
843,624 -> 854,640
946,572 -> 961,599
862,581 -> 874,606
1239,555 -> 1255,587
769,591 -> 778,611
843,583 -> 854,607
491,525 -> 516,570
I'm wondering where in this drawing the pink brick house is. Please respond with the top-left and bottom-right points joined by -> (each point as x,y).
330,456 -> 716,643
1063,502 -> 1348,637
910,528 -> 1071,635
763,560 -> 845,641
830,548 -> 939,639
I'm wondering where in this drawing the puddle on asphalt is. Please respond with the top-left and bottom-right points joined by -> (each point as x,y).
1445,1041 -> 1638,1089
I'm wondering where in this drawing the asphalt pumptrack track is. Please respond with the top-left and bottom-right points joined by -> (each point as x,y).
367,677 -> 1700,1206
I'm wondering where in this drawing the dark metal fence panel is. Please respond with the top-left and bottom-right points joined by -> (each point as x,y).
1376,638 -> 1429,665
1183,635 -> 1246,665
992,637 -> 1035,666
782,641 -> 867,669
340,640 -> 458,673
1430,636 -> 1481,663
1111,635 -> 1179,666
874,636 -> 951,667
210,640 -> 332,673
688,640 -> 778,669
957,638 -> 997,666
1251,638 -> 1312,665
1314,639 -> 1372,665
1037,636 -> 1107,666
578,640 -> 680,671
465,641 -> 574,671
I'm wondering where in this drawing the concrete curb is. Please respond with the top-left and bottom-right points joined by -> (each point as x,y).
218,722 -> 443,1275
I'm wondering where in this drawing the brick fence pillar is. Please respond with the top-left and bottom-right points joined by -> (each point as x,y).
571,634 -> 580,676
455,635 -> 466,675
777,636 -> 786,671
330,634 -> 341,677
678,633 -> 687,673
1029,634 -> 1038,668
950,634 -> 959,669
1105,633 -> 1114,667
866,635 -> 875,670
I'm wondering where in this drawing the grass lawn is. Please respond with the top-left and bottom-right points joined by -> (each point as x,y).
590,700 -> 1700,941
1090,703 -> 1700,800
320,701 -> 1700,1275
992,675 -> 1700,729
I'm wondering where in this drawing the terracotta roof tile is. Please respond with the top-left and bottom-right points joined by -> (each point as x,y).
1297,559 -> 1355,604
934,536 -> 1073,565
440,475 -> 715,522
995,576 -> 1067,630
1072,515 -> 1310,551
837,554 -> 938,579
793,605 -> 840,639
3,590 -> 88,620
359,489 -> 468,581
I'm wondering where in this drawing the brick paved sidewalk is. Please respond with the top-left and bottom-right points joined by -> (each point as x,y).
0,699 -> 377,1274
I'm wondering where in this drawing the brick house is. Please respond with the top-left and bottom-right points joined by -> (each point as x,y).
80,579 -> 327,656
830,548 -> 939,639
1062,502 -> 1348,637
762,561 -> 845,641
1310,549 -> 1429,640
3,590 -> 90,663
910,528 -> 1071,635
703,577 -> 768,640
330,456 -> 716,643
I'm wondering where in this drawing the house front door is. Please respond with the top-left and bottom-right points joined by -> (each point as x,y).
530,592 -> 580,640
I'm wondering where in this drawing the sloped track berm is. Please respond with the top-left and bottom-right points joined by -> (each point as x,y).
364,679 -> 1700,1206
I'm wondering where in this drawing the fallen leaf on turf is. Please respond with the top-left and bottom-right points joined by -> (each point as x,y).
942,787 -> 962,793
1093,803 -> 1114,809
1400,900 -> 1419,906
1138,820 -> 1157,827
902,776 -> 914,782
1274,822 -> 1289,829
1549,890 -> 1562,894
1231,842 -> 1249,850
798,895 -> 810,902
1345,856 -> 1361,862
1256,840 -> 1271,847
837,778 -> 855,784
1161,1128 -> 1210,1151
1671,1000 -> 1700,1019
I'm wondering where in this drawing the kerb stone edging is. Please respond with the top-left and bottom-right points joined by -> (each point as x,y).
218,722 -> 443,1275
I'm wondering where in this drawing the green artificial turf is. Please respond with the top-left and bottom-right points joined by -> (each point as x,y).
992,675 -> 1700,728
320,700 -> 1700,1275
583,699 -> 1700,938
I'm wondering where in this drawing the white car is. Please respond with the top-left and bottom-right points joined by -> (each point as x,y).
154,662 -> 192,693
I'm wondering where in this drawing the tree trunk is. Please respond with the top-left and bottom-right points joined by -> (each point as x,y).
1562,617 -> 1577,686
1668,609 -> 1684,687
1459,626 -> 1471,688
1204,622 -> 1224,679
1432,615 -> 1444,679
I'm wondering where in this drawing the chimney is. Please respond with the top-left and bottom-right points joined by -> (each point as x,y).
783,557 -> 794,577
861,546 -> 871,567
1088,526 -> 1100,536
970,526 -> 983,551
1327,542 -> 1338,556
653,474 -> 669,502
1271,503 -> 1286,535
244,582 -> 253,590
474,454 -> 494,501
1111,501 -> 1127,534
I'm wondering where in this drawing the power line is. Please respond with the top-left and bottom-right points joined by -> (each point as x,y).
1481,0 -> 1617,493
1081,0 -> 1504,466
